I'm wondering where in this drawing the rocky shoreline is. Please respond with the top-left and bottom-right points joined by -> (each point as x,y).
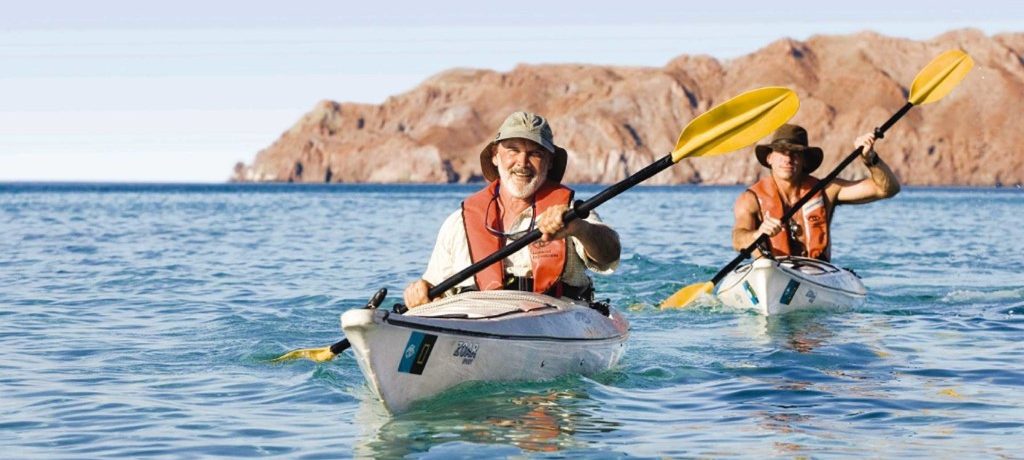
233,29 -> 1023,187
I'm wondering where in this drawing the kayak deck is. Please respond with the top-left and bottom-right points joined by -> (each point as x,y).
404,290 -> 565,319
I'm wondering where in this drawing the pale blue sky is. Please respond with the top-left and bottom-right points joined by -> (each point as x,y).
1,0 -> 1019,182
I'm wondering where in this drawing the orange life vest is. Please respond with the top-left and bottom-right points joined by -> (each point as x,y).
749,176 -> 831,261
462,180 -> 573,294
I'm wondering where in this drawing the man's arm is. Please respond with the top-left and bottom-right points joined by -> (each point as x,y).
834,133 -> 902,205
732,190 -> 782,252
568,218 -> 620,266
404,211 -> 463,308
536,205 -> 620,266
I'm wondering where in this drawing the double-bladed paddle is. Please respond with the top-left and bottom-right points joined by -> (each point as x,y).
660,49 -> 974,310
274,86 -> 800,363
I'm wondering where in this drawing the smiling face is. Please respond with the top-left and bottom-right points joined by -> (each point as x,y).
492,138 -> 551,199
767,148 -> 806,181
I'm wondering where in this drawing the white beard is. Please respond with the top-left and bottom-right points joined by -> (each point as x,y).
497,162 -> 549,199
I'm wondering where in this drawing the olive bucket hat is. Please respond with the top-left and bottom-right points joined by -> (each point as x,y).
754,124 -> 823,173
479,111 -> 567,183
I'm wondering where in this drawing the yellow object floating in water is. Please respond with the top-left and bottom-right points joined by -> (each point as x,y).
938,388 -> 963,399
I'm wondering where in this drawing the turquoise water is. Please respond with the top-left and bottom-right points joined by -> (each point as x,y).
2,183 -> 1022,458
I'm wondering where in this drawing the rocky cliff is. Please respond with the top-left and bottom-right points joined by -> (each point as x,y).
232,29 -> 1024,186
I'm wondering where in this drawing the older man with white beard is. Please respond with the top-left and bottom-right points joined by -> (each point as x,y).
402,111 -> 621,308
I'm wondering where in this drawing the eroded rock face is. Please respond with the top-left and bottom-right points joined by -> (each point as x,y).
232,29 -> 1024,187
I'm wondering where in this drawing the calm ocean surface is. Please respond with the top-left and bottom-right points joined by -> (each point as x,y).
1,183 -> 1022,458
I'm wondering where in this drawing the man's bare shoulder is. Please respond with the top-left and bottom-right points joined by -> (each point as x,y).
734,187 -> 758,212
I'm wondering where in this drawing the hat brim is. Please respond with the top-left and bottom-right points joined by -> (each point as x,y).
480,143 -> 567,183
755,143 -> 823,174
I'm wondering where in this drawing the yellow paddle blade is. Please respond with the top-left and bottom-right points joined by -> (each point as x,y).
909,49 -> 974,105
659,281 -> 715,309
671,87 -> 798,162
271,346 -> 337,363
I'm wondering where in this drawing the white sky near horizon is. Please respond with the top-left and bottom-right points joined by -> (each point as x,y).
1,0 -> 1020,182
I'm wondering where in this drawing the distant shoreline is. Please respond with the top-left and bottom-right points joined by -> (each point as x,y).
1,182 -> 1019,191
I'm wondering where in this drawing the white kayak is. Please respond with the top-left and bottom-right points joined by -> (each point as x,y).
716,256 -> 866,315
341,290 -> 629,413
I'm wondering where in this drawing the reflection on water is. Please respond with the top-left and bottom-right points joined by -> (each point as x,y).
738,311 -> 835,353
737,312 -> 836,456
354,382 -> 622,457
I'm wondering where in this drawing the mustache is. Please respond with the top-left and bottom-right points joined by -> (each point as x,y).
509,166 -> 535,176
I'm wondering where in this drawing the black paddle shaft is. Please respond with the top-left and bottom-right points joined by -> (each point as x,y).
709,102 -> 914,285
427,154 -> 677,298
330,339 -> 350,354
326,287 -> 387,355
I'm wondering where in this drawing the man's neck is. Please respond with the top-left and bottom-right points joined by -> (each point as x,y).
497,187 -> 533,221
771,173 -> 806,201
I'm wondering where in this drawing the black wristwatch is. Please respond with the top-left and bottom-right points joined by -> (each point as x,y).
864,150 -> 880,166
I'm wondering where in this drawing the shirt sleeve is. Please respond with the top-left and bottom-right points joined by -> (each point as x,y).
421,210 -> 475,290
571,210 -> 619,275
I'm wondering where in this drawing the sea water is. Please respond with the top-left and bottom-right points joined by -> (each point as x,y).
1,183 -> 1021,458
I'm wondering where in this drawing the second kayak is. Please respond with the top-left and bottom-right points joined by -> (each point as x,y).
716,256 -> 866,315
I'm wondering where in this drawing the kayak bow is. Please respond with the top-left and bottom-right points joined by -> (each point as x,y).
716,256 -> 866,315
342,291 -> 628,413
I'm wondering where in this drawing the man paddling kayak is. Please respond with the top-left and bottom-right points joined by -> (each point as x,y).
733,124 -> 900,261
403,111 -> 621,308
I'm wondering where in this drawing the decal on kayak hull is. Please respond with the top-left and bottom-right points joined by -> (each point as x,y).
780,280 -> 800,305
742,281 -> 760,306
398,331 -> 437,375
453,341 -> 479,365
